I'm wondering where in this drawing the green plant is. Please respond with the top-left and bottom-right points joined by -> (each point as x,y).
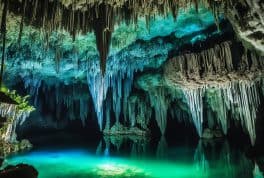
0,86 -> 35,112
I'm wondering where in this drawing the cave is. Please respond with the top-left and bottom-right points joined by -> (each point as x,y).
0,0 -> 264,178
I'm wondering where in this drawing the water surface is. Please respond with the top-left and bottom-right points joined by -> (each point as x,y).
2,134 -> 263,178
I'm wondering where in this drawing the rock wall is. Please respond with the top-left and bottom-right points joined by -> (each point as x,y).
0,103 -> 31,143
0,101 -> 33,156
225,0 -> 264,55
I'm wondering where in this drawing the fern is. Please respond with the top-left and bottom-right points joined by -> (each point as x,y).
0,86 -> 35,112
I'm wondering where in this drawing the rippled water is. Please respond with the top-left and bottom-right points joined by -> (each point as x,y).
2,134 -> 263,178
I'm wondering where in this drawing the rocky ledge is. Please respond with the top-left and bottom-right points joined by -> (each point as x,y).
0,139 -> 32,158
103,123 -> 150,136
0,89 -> 34,156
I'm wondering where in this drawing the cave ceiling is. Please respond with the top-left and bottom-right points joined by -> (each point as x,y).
0,0 -> 263,76
1,0 -> 224,74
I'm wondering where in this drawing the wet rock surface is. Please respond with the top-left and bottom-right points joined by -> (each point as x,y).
0,140 -> 32,157
0,164 -> 38,178
202,128 -> 223,139
0,92 -> 33,156
103,123 -> 150,136
225,0 -> 264,55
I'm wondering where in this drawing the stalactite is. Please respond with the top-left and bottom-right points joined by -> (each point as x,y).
149,88 -> 169,135
92,4 -> 114,75
183,87 -> 205,137
86,40 -> 151,131
128,96 -> 136,127
22,76 -> 91,125
221,81 -> 260,145
31,0 -> 39,23
165,40 -> 264,144
1,0 -> 224,74
87,72 -> 108,130
206,89 -> 228,134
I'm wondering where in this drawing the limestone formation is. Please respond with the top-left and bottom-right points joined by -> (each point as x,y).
224,0 -> 264,55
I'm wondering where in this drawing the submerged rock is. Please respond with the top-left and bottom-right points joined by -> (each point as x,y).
103,123 -> 149,136
201,128 -> 223,139
19,139 -> 33,151
0,164 -> 38,178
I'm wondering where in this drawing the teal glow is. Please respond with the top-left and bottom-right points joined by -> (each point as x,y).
2,144 -> 255,178
3,149 -> 202,178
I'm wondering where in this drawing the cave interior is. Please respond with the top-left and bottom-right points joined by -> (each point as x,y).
0,0 -> 264,178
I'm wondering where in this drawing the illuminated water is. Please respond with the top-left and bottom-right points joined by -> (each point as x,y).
1,134 -> 263,178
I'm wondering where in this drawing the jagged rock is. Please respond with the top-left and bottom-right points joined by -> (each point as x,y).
225,0 -> 264,55
0,102 -> 32,143
0,164 -> 38,178
161,40 -> 264,144
19,139 -> 32,150
164,41 -> 264,88
0,139 -> 32,157
0,92 -> 33,156
1,0 -> 263,148
129,40 -> 264,144
3,6 -> 220,135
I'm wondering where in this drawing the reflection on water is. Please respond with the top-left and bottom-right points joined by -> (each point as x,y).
194,140 -> 255,178
97,135 -> 150,158
2,135 -> 264,178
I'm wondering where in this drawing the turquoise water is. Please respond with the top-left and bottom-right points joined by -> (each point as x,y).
2,135 -> 262,178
